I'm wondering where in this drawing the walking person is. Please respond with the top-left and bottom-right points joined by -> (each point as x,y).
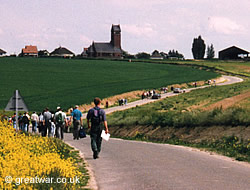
54,107 -> 66,140
87,97 -> 109,159
43,108 -> 52,137
11,113 -> 17,129
38,111 -> 44,134
22,112 -> 30,132
31,112 -> 39,133
70,105 -> 82,140
18,113 -> 23,131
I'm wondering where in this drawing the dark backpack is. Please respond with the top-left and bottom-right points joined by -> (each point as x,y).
79,126 -> 86,138
91,108 -> 103,132
56,113 -> 63,125
92,108 -> 101,126
22,116 -> 29,124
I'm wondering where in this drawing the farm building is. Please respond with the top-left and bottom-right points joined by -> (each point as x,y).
219,46 -> 249,60
21,45 -> 38,57
38,50 -> 50,57
86,24 -> 122,58
50,47 -> 75,58
0,49 -> 6,56
150,50 -> 163,60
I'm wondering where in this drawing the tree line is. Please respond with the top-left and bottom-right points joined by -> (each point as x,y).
192,35 -> 215,59
123,35 -> 215,60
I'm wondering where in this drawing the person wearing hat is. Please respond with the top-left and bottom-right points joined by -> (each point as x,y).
70,105 -> 82,140
54,107 -> 67,139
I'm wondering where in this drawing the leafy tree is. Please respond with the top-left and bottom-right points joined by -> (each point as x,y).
192,35 -> 206,59
206,44 -> 215,59
122,50 -> 135,59
135,52 -> 150,59
167,49 -> 184,59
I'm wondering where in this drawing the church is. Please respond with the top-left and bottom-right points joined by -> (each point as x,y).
86,25 -> 122,58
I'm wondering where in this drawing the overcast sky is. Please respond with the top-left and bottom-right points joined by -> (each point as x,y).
0,0 -> 250,58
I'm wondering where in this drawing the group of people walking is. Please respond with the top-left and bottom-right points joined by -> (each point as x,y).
141,90 -> 156,99
14,107 -> 67,139
7,97 -> 109,159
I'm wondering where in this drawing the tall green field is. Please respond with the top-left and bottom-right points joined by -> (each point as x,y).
136,59 -> 250,77
0,57 -> 218,111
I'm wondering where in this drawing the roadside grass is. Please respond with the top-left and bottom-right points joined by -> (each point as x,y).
0,57 -> 219,111
107,79 -> 250,162
107,79 -> 250,128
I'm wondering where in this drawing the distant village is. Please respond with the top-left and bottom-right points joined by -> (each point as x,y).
0,24 -> 249,60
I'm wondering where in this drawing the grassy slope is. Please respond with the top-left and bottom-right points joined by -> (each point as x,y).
107,79 -> 250,128
137,59 -> 250,77
105,60 -> 250,161
0,57 -> 218,111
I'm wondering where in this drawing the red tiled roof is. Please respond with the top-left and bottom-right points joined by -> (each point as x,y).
22,45 -> 38,54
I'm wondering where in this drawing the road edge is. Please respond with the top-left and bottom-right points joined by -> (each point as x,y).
65,141 -> 98,190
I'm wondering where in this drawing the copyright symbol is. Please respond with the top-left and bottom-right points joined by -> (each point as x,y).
5,176 -> 13,183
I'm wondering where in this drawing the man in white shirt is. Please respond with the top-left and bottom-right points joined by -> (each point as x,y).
31,112 -> 39,133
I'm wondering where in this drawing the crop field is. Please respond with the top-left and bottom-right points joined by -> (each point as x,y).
0,57 -> 219,111
150,59 -> 250,77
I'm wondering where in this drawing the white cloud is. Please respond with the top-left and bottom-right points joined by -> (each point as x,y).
0,29 -> 3,35
123,24 -> 157,38
208,17 -> 246,35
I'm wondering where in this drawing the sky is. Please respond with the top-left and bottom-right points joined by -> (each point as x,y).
0,0 -> 250,58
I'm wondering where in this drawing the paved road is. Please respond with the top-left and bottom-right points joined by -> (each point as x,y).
65,135 -> 250,190
65,75 -> 248,189
82,75 -> 243,119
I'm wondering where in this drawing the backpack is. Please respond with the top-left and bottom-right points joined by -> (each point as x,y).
92,108 -> 101,126
79,126 -> 86,138
22,115 -> 29,124
91,108 -> 103,132
56,113 -> 64,125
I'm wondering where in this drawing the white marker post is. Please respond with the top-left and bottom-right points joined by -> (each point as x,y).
15,90 -> 18,131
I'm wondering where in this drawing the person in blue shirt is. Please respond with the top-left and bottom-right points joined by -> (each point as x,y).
87,97 -> 109,159
70,105 -> 82,140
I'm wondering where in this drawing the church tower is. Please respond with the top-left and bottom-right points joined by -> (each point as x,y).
111,25 -> 121,49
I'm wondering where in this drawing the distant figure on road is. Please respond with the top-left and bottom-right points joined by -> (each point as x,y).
87,97 -> 109,159
106,101 -> 109,108
71,105 -> 82,140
